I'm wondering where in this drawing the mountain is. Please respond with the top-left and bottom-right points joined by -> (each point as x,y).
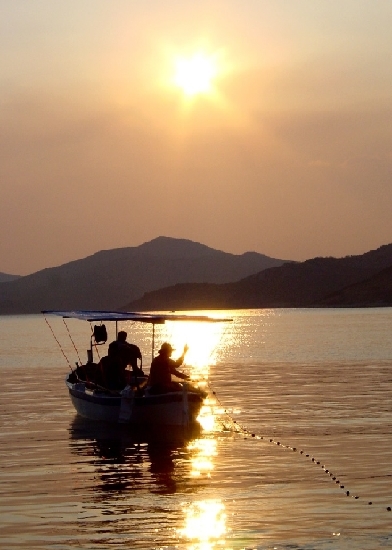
0,272 -> 20,283
0,236 -> 288,314
318,265 -> 392,307
124,243 -> 392,310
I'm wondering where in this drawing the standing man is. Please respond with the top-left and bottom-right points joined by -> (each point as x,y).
114,330 -> 144,377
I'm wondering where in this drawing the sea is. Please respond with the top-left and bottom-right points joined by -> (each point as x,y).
1,308 -> 392,550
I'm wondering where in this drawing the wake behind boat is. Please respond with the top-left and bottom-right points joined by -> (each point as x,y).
43,310 -> 232,427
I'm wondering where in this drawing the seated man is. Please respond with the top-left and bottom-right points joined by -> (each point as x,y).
148,342 -> 190,394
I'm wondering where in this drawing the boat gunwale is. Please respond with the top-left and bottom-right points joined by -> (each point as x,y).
67,379 -> 205,407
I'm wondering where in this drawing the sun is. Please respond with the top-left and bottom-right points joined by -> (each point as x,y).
173,53 -> 218,97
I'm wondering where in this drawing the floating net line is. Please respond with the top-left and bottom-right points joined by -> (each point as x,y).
207,379 -> 392,514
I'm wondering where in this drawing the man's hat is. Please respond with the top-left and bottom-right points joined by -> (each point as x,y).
159,342 -> 174,354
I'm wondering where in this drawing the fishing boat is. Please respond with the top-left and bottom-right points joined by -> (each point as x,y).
43,310 -> 231,427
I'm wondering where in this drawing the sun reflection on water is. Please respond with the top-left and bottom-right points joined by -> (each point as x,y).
197,397 -> 218,431
163,319 -> 228,371
179,499 -> 227,549
188,438 -> 217,478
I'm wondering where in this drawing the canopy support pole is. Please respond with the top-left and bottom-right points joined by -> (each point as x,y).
152,323 -> 155,361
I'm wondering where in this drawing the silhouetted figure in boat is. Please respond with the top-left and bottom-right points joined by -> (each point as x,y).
99,341 -> 125,390
106,330 -> 144,386
148,342 -> 190,394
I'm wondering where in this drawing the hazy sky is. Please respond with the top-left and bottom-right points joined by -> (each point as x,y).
1,1 -> 392,275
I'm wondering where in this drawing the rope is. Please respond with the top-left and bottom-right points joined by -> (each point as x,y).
207,381 -> 392,514
44,315 -> 73,370
63,318 -> 82,364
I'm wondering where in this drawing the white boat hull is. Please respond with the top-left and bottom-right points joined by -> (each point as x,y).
66,379 -> 205,427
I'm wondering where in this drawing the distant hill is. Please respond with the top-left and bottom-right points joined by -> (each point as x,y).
0,272 -> 20,283
319,264 -> 392,307
0,236 -> 288,314
124,243 -> 392,310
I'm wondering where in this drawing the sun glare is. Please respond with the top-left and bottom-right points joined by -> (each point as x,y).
162,320 -> 227,372
180,499 -> 227,546
173,53 -> 218,97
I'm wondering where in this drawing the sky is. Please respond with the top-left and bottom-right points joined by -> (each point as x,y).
1,0 -> 392,275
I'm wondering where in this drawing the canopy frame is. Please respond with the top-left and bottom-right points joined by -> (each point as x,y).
43,310 -> 232,362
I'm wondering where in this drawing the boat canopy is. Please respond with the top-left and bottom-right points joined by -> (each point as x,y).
42,310 -> 232,324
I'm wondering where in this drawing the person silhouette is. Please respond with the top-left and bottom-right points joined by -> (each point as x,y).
148,342 -> 189,393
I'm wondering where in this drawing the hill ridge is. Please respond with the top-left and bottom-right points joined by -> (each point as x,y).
0,236 -> 288,314
123,242 -> 392,311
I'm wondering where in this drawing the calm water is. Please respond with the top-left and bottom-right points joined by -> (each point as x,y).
1,308 -> 392,549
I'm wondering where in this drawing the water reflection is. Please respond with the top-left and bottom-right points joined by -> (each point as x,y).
179,499 -> 227,549
197,397 -> 218,431
68,416 -> 229,546
69,417 -> 206,494
69,415 -> 226,490
159,319 -> 229,371
188,438 -> 217,478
